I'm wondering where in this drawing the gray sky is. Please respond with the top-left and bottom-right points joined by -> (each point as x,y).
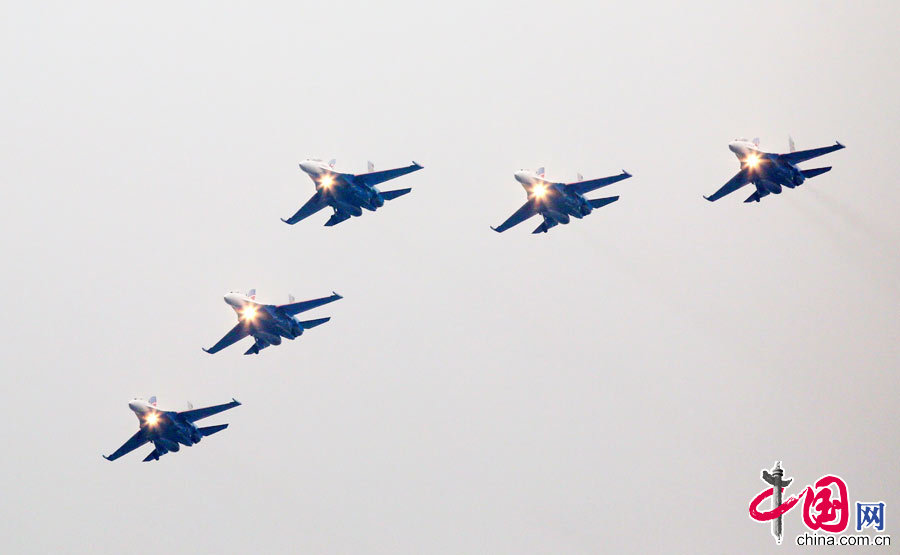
1,1 -> 898,553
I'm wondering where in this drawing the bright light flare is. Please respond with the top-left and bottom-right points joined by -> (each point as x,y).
145,413 -> 159,426
532,184 -> 547,198
745,154 -> 760,168
241,305 -> 258,322
320,175 -> 335,189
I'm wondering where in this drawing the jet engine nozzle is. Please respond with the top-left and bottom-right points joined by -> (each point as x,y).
157,438 -> 180,453
763,181 -> 783,195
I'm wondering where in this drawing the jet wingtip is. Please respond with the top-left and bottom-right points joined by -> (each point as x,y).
102,454 -> 111,461
622,169 -> 632,177
835,140 -> 845,148
332,291 -> 343,299
702,195 -> 714,202
232,398 -> 241,406
202,347 -> 211,354
412,160 -> 423,169
490,226 -> 501,233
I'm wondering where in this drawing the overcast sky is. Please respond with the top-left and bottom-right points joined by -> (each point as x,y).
1,1 -> 898,553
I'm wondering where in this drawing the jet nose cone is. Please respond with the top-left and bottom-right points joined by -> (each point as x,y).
728,141 -> 751,155
128,400 -> 144,412
514,171 -> 529,183
299,161 -> 317,174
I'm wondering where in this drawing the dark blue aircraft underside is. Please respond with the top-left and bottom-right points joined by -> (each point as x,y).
203,293 -> 342,355
704,142 -> 844,203
282,162 -> 423,226
103,399 -> 241,462
492,171 -> 632,234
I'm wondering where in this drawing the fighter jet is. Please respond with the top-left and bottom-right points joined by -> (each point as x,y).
103,396 -> 241,462
704,137 -> 845,203
203,289 -> 341,355
282,159 -> 423,226
491,167 -> 632,233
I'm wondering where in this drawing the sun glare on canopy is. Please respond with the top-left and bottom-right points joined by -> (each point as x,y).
241,305 -> 258,321
532,184 -> 547,198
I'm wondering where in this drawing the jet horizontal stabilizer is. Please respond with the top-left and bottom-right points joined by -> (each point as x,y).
588,196 -> 619,209
800,166 -> 832,179
297,316 -> 330,329
198,424 -> 229,437
380,188 -> 412,201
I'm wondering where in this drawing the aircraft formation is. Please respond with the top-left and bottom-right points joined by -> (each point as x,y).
104,137 -> 845,461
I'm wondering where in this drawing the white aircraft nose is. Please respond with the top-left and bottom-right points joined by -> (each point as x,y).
299,161 -> 318,174
224,294 -> 243,308
128,400 -> 145,413
514,171 -> 531,184
729,141 -> 751,156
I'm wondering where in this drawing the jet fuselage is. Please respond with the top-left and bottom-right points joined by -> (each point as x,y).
728,140 -> 808,201
128,399 -> 203,458
224,293 -> 310,354
514,170 -> 596,232
299,160 -> 385,212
